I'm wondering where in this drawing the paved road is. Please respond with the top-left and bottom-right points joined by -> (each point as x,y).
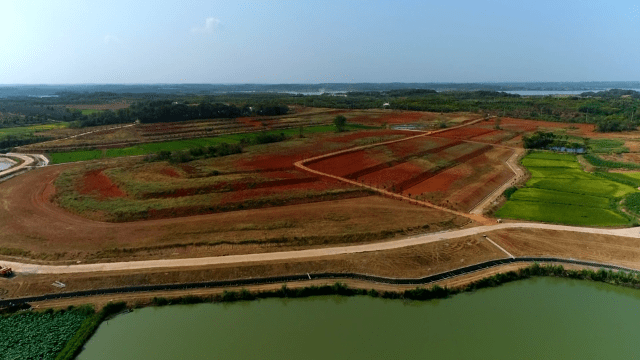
4,222 -> 640,274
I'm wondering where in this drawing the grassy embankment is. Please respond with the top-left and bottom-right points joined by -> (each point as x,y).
48,124 -> 374,164
495,152 -> 638,226
10,263 -> 640,359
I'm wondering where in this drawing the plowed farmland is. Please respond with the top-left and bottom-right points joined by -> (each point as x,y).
306,128 -> 514,212
0,164 -> 468,262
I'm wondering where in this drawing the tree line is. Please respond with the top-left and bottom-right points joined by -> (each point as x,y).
72,101 -> 290,127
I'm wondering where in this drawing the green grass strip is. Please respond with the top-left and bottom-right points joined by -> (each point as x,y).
48,124 -> 379,164
55,302 -> 127,360
583,154 -> 640,170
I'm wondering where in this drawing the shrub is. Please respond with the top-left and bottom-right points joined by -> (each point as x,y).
503,186 -> 518,199
334,115 -> 347,132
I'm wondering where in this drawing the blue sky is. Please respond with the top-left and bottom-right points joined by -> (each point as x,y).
1,0 -> 639,84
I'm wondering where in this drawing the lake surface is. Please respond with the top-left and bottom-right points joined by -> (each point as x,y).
0,160 -> 13,171
505,89 -> 640,96
78,277 -> 640,359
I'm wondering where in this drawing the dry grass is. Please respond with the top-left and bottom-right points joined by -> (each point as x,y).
0,234 -> 503,300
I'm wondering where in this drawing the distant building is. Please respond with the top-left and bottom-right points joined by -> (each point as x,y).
382,102 -> 390,108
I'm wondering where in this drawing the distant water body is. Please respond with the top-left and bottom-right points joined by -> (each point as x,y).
505,89 -> 640,96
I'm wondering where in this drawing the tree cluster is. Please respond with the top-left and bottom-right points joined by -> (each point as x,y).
522,131 -> 583,150
147,142 -> 243,163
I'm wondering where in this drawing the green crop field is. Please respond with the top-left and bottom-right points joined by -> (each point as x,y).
495,152 -> 637,226
48,150 -> 104,164
589,139 -> 628,154
0,308 -> 92,360
0,123 -> 68,138
48,124 -> 376,164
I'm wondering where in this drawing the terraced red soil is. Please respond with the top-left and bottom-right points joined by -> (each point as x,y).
452,168 -> 513,211
147,177 -> 324,200
262,170 -> 306,179
470,130 -> 520,144
383,137 -> 446,157
179,164 -> 198,175
307,150 -> 382,177
404,166 -> 472,194
238,154 -> 300,171
359,162 -> 424,189
219,178 -> 358,204
79,170 -> 125,199
324,130 -> 410,143
437,127 -> 495,140
499,117 -> 595,135
348,111 -> 430,125
159,167 -> 181,178
237,117 -> 262,128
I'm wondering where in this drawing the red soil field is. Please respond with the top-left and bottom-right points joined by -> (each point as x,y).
307,151 -> 382,178
383,137 -> 451,158
238,154 -> 300,171
219,178 -> 353,204
359,162 -> 424,189
159,167 -> 181,178
79,170 -> 125,199
437,127 -> 495,140
179,164 -> 198,175
324,130 -> 410,143
236,117 -> 262,128
403,166 -> 473,194
498,117 -> 595,135
451,169 -> 513,211
261,170 -> 307,179
469,130 -> 520,144
148,176 -> 321,199
349,111 -> 428,125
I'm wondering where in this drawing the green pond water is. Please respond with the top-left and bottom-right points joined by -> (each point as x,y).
78,277 -> 640,359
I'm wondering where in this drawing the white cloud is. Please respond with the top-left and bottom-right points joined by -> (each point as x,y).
192,17 -> 221,34
104,35 -> 120,44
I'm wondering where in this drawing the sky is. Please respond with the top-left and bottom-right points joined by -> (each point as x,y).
1,0 -> 640,84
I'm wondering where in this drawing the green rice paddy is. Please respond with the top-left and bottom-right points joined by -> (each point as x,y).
496,152 -> 638,226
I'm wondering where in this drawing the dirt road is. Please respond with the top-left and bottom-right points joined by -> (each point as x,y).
469,148 -> 526,215
4,222 -> 639,274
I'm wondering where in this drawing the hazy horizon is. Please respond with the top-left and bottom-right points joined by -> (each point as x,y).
2,0 -> 640,84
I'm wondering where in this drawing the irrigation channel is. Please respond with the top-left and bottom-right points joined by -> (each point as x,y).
77,277 -> 640,359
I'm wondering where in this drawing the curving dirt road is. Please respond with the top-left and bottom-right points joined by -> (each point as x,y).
4,222 -> 640,274
469,148 -> 526,215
